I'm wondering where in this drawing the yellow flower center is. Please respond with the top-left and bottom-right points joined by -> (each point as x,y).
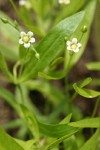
22,35 -> 30,43
71,44 -> 77,50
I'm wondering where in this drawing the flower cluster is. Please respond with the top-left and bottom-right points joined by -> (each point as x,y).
66,38 -> 82,53
19,31 -> 35,48
58,0 -> 70,4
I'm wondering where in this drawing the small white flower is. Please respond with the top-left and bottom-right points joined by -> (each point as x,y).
19,0 -> 31,9
19,31 -> 35,48
66,38 -> 82,53
19,0 -> 26,6
58,0 -> 70,4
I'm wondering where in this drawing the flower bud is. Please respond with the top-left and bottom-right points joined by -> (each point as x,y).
14,20 -> 18,28
64,36 -> 68,41
81,25 -> 87,33
1,18 -> 8,24
35,53 -> 40,59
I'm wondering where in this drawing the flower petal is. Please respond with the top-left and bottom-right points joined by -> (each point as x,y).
28,31 -> 33,37
73,48 -> 79,53
77,43 -> 82,48
67,46 -> 71,50
29,37 -> 35,43
66,41 -> 71,46
19,0 -> 26,6
19,39 -> 24,44
65,0 -> 70,4
58,0 -> 63,3
24,43 -> 30,48
20,31 -> 26,37
72,38 -> 77,43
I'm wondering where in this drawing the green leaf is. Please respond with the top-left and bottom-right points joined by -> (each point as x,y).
15,139 -> 37,150
50,57 -> 64,66
4,119 -> 23,130
0,128 -> 24,150
44,129 -> 78,150
69,117 -> 100,128
73,83 -> 100,98
80,129 -> 100,150
0,43 -> 17,61
79,77 -> 92,88
0,11 -> 18,60
89,78 -> 100,86
0,51 -> 13,81
38,71 -> 65,80
19,11 -> 84,82
39,122 -> 78,138
0,11 -> 19,43
25,24 -> 45,37
86,62 -> 100,71
0,87 -> 20,113
50,57 -> 64,70
60,113 -> 72,124
20,105 -> 39,141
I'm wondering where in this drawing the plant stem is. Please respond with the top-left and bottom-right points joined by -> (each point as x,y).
13,61 -> 20,82
18,85 -> 24,104
9,22 -> 20,32
19,48 -> 30,77
92,96 -> 100,117
64,52 -> 73,94
79,32 -> 84,42
70,92 -> 78,102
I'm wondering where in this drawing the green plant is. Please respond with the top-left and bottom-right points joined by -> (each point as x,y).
0,0 -> 100,150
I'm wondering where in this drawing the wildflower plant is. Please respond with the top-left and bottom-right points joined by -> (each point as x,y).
0,0 -> 100,150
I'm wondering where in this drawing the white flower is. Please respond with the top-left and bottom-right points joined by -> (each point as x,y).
58,0 -> 70,4
19,0 -> 26,6
66,38 -> 82,53
19,0 -> 31,9
19,31 -> 35,48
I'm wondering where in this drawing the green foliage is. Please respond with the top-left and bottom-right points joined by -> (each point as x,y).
0,51 -> 13,81
65,0 -> 97,72
69,117 -> 100,128
80,129 -> 100,150
39,122 -> 78,138
0,0 -> 99,150
0,11 -> 18,61
0,128 -> 24,150
20,105 -> 40,141
73,82 -> 100,98
19,11 -> 84,82
86,62 -> 100,71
